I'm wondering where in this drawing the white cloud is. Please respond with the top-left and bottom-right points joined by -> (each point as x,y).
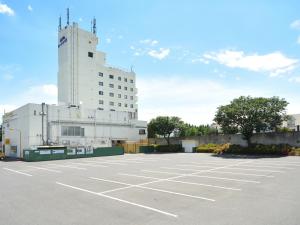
27,5 -> 33,11
106,38 -> 111,44
290,20 -> 300,30
0,3 -> 14,16
137,76 -> 270,125
148,48 -> 170,60
203,50 -> 298,77
288,76 -> 300,83
2,73 -> 14,80
79,17 -> 83,22
23,84 -> 57,104
140,39 -> 159,46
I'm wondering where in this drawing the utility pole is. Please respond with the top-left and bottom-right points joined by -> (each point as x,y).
40,103 -> 47,145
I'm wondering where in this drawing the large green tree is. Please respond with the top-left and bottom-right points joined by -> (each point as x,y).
214,96 -> 288,146
147,116 -> 183,145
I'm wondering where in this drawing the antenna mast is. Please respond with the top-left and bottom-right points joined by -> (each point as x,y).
93,17 -> 96,34
58,16 -> 62,31
67,8 -> 69,26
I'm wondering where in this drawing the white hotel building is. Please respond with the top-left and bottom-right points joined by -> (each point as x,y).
2,18 -> 147,158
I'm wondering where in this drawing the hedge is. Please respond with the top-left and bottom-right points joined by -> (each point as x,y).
194,143 -> 300,155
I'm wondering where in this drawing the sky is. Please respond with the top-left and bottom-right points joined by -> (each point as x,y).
1,0 -> 300,125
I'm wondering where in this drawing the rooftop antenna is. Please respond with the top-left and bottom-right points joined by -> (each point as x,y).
93,17 -> 96,34
67,8 -> 70,26
58,15 -> 62,31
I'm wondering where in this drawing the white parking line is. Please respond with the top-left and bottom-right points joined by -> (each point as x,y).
208,171 -> 274,178
47,164 -> 87,170
69,162 -> 108,168
56,182 -> 178,218
256,160 -> 300,166
189,175 -> 260,184
87,160 -> 127,166
3,167 -> 33,177
142,170 -> 183,175
161,167 -> 203,172
118,173 -> 241,191
235,164 -> 292,170
224,167 -> 284,173
178,164 -> 215,168
90,177 -> 216,201
27,166 -> 62,173
251,162 -> 300,167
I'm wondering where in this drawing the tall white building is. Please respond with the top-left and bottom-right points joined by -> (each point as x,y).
2,15 -> 147,158
58,21 -> 138,119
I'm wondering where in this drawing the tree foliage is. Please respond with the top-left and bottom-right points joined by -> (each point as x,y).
177,124 -> 217,137
147,116 -> 183,145
214,96 -> 288,146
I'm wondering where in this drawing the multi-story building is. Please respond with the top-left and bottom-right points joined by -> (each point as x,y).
58,22 -> 138,119
2,16 -> 147,158
283,114 -> 300,131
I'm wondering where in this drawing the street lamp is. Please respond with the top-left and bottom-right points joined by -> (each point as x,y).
10,128 -> 22,158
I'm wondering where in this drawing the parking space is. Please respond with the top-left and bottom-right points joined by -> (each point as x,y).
1,153 -> 300,225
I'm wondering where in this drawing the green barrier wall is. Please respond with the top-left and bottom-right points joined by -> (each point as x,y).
93,147 -> 124,156
23,146 -> 124,162
139,146 -> 155,153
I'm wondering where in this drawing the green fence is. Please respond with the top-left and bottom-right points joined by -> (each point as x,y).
23,146 -> 124,162
139,146 -> 155,153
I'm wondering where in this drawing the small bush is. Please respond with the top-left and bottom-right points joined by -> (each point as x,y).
195,143 -> 229,153
155,144 -> 183,153
194,143 -> 296,155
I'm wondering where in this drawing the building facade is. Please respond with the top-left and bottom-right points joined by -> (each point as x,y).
2,18 -> 147,158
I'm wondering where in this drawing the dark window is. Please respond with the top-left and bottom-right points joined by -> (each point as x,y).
139,129 -> 146,135
88,52 -> 93,57
98,72 -> 103,77
99,91 -> 104,95
109,75 -> 114,79
118,76 -> 121,81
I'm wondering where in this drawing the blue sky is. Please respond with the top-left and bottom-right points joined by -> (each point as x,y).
1,0 -> 300,124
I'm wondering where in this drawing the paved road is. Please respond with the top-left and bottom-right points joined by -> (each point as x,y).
0,153 -> 299,225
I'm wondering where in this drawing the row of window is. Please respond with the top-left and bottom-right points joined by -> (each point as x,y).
98,82 -> 134,91
98,72 -> 134,83
98,92 -> 134,100
99,100 -> 134,108
61,126 -> 85,137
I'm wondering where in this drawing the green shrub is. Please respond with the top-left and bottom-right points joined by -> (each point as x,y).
194,143 -> 297,155
195,143 -> 229,153
155,144 -> 183,153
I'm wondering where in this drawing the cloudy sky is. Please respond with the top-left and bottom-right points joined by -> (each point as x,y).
1,1 -> 300,125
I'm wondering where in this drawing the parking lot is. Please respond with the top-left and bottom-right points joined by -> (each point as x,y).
1,153 -> 300,225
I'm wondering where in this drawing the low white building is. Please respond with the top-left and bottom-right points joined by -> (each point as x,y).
283,114 -> 300,131
2,12 -> 147,158
2,103 -> 146,158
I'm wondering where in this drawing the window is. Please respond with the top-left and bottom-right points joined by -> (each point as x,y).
109,101 -> 114,106
98,72 -> 103,77
118,94 -> 121,98
99,100 -> 104,104
61,126 -> 84,136
130,88 -> 133,92
124,78 -> 128,82
124,86 -> 128,91
118,85 -> 121,89
125,104 -> 128,107
99,91 -> 104,95
130,79 -> 134,83
130,96 -> 134,100
109,84 -> 114,88
109,92 -> 114,97
118,76 -> 121,81
109,74 -> 114,79
88,52 -> 93,58
97,107 -> 104,110
124,95 -> 128,99
139,129 -> 146,135
118,103 -> 122,107
33,110 -> 36,116
110,109 -> 116,111
130,104 -> 133,108
99,82 -> 103,86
